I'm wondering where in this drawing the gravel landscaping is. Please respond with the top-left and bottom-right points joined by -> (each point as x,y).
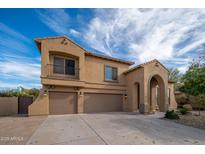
165,111 -> 205,130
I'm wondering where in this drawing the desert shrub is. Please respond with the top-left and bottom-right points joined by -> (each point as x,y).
179,108 -> 188,115
165,110 -> 180,119
182,104 -> 192,111
175,93 -> 205,110
175,92 -> 190,108
0,87 -> 39,98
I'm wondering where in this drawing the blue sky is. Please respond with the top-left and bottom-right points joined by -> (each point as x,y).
0,8 -> 205,89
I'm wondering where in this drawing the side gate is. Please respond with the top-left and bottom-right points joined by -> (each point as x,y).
18,96 -> 33,114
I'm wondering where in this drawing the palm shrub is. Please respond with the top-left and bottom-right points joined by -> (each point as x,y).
165,110 -> 180,119
179,108 -> 188,115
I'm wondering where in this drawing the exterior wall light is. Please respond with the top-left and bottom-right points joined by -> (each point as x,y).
124,94 -> 128,98
79,91 -> 83,96
48,85 -> 55,89
43,89 -> 48,96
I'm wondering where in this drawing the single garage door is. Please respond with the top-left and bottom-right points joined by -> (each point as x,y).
49,92 -> 77,115
84,93 -> 123,113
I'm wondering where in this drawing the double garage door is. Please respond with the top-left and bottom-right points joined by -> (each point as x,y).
49,92 -> 123,115
84,93 -> 123,113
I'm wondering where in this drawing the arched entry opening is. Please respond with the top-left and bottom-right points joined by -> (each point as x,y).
148,74 -> 166,112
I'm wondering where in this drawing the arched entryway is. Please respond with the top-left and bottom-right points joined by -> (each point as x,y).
148,74 -> 166,112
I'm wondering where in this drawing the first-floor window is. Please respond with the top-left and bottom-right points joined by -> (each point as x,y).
105,65 -> 118,81
53,56 -> 76,76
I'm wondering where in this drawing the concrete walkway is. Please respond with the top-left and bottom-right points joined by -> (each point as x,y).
27,112 -> 205,145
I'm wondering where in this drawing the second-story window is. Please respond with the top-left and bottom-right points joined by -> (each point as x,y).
53,57 -> 64,74
53,56 -> 75,76
65,59 -> 75,75
105,65 -> 117,81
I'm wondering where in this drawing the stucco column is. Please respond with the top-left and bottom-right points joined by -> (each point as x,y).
139,81 -> 149,114
77,91 -> 84,113
150,85 -> 158,112
163,85 -> 169,112
123,94 -> 128,112
163,81 -> 169,112
168,83 -> 177,110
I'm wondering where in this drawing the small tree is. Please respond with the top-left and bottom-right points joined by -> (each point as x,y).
0,87 -> 40,98
180,64 -> 205,95
168,68 -> 182,91
196,94 -> 205,116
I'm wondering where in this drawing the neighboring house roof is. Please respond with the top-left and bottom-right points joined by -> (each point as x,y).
34,36 -> 134,66
123,59 -> 169,75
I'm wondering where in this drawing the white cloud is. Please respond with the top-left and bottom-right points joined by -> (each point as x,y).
0,23 -> 41,89
84,9 -> 205,67
178,65 -> 189,74
69,29 -> 80,37
0,60 -> 40,81
176,37 -> 205,56
36,9 -> 70,35
33,8 -> 205,72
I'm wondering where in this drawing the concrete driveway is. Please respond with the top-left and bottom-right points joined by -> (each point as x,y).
1,112 -> 205,145
0,115 -> 46,144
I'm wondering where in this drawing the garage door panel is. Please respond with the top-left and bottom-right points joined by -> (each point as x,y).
84,93 -> 123,113
49,92 -> 77,115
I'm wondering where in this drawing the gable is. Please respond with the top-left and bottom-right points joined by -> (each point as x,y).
124,59 -> 169,75
35,36 -> 86,54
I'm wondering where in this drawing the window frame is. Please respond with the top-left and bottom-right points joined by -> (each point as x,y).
53,56 -> 65,74
53,55 -> 76,77
104,65 -> 118,82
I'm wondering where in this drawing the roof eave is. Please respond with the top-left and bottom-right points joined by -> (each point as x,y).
85,51 -> 134,66
34,39 -> 41,52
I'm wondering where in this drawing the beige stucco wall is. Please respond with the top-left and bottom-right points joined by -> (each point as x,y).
40,38 -> 129,90
168,83 -> 177,110
40,38 -> 85,85
125,67 -> 144,112
28,89 -> 49,116
143,62 -> 169,113
85,56 -> 129,85
0,97 -> 18,116
125,61 -> 170,114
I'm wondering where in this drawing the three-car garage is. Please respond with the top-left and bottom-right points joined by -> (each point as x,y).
48,92 -> 123,115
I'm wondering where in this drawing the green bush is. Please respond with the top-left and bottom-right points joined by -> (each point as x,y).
179,108 -> 188,115
165,110 -> 180,119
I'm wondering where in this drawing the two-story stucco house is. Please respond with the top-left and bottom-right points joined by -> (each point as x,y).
29,36 -> 177,116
